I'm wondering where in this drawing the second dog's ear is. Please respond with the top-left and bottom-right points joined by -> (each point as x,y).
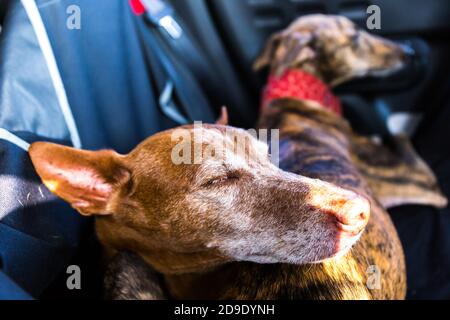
254,31 -> 315,76
29,142 -> 131,216
253,33 -> 282,72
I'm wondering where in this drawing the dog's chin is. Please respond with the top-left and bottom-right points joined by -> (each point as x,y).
298,231 -> 364,265
367,63 -> 405,78
239,229 -> 364,266
324,230 -> 363,262
333,63 -> 406,86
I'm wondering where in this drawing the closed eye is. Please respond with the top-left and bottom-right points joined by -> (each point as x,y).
349,32 -> 361,49
202,171 -> 242,187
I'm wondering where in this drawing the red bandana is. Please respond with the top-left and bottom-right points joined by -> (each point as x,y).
262,69 -> 342,116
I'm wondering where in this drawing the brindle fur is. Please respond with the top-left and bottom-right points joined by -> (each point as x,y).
254,14 -> 409,86
253,98 -> 407,299
254,14 -> 446,209
104,252 -> 166,300
351,135 -> 447,209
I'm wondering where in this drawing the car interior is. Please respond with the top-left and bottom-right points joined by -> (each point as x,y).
1,0 -> 450,299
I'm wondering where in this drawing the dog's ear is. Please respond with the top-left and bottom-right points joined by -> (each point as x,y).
254,31 -> 315,75
29,142 -> 131,216
253,33 -> 282,72
215,106 -> 228,125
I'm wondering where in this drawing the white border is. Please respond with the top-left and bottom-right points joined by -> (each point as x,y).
20,0 -> 82,148
0,128 -> 30,151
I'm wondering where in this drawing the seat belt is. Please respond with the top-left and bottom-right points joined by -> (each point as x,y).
131,0 -> 216,125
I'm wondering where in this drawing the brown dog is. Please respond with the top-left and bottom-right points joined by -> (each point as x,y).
29,122 -> 371,298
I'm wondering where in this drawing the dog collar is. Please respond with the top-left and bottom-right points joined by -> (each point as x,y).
262,69 -> 342,116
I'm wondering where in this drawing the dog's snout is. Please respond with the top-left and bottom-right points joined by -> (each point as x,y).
398,43 -> 416,64
307,180 -> 370,234
333,195 -> 370,234
399,44 -> 415,57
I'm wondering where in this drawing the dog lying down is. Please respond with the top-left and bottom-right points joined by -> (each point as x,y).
29,15 -> 446,300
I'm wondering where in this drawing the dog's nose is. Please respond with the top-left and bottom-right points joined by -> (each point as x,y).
399,43 -> 416,63
304,178 -> 371,234
332,195 -> 370,235
308,182 -> 370,235
399,43 -> 415,57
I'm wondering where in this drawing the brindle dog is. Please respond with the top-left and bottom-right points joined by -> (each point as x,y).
254,14 -> 447,210
251,14 -> 447,299
255,14 -> 411,86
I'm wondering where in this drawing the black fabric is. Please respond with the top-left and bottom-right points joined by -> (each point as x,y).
0,271 -> 32,300
0,0 -> 71,141
170,0 -> 257,128
0,0 -> 12,25
37,0 -> 217,153
139,0 -> 226,124
0,132 -> 88,298
136,14 -> 215,124
390,81 -> 450,299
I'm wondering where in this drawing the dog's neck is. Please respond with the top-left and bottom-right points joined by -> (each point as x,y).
262,68 -> 342,116
141,250 -> 227,275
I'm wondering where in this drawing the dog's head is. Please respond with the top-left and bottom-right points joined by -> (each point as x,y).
254,14 -> 411,86
29,125 -> 369,274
